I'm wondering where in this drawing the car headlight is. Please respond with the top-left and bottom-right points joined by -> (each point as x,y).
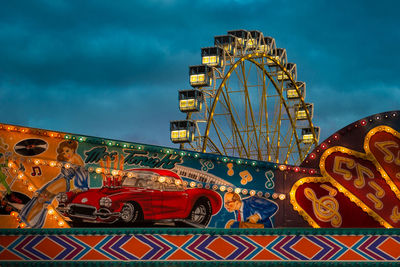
99,197 -> 112,208
56,193 -> 68,203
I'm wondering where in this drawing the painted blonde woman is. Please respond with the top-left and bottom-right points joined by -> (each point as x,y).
19,140 -> 89,228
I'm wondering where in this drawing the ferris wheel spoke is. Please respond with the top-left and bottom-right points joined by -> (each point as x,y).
220,88 -> 250,158
275,100 -> 283,163
283,127 -> 296,164
240,60 -> 262,160
233,66 -> 245,91
285,137 -> 297,164
249,58 -> 303,162
213,116 -> 235,149
210,117 -> 229,155
190,141 -> 199,151
230,64 -> 253,143
262,76 -> 272,160
269,104 -> 280,158
206,135 -> 224,155
263,68 -> 276,159
222,85 -> 246,137
302,143 -> 314,158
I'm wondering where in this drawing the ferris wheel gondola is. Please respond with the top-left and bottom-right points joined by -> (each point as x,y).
170,29 -> 319,165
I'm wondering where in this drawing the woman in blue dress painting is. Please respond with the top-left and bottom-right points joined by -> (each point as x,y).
19,140 -> 89,228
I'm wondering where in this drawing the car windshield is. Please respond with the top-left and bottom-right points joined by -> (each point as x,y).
122,177 -> 145,187
121,171 -> 184,191
121,171 -> 162,190
122,177 -> 163,190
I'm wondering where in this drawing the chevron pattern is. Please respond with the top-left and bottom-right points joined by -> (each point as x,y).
1,233 -> 400,262
6,235 -> 91,260
266,235 -> 348,260
95,235 -> 138,260
352,235 -> 400,261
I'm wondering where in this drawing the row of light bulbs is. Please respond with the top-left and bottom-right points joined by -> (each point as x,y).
9,208 -> 66,228
7,160 -> 68,228
1,122 -> 318,174
9,158 -> 288,201
304,111 -> 399,163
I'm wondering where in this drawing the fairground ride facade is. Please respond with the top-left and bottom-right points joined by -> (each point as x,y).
0,30 -> 399,265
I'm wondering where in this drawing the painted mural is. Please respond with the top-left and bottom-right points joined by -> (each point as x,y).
0,124 -> 313,229
0,111 -> 399,229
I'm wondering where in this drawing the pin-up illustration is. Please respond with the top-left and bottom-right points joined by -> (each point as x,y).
19,140 -> 89,228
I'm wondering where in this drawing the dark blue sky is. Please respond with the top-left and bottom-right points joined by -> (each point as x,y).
0,0 -> 399,148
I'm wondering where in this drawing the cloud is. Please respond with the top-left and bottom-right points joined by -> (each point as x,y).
310,83 -> 400,141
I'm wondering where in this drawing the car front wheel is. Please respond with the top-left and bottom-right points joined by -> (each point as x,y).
120,202 -> 140,224
188,198 -> 212,226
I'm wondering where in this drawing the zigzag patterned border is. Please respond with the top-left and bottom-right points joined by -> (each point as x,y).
0,229 -> 400,264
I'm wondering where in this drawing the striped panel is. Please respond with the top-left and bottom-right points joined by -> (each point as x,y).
1,233 -> 400,263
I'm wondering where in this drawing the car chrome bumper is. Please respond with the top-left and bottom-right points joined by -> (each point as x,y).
57,204 -> 120,221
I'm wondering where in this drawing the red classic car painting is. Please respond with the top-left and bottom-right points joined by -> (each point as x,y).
56,168 -> 222,227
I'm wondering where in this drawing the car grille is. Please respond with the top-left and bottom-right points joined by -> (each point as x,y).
68,204 -> 96,218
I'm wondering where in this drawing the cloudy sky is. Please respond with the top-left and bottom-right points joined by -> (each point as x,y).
1,0 -> 399,149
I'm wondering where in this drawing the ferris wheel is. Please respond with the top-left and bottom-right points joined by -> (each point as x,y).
170,30 -> 319,165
